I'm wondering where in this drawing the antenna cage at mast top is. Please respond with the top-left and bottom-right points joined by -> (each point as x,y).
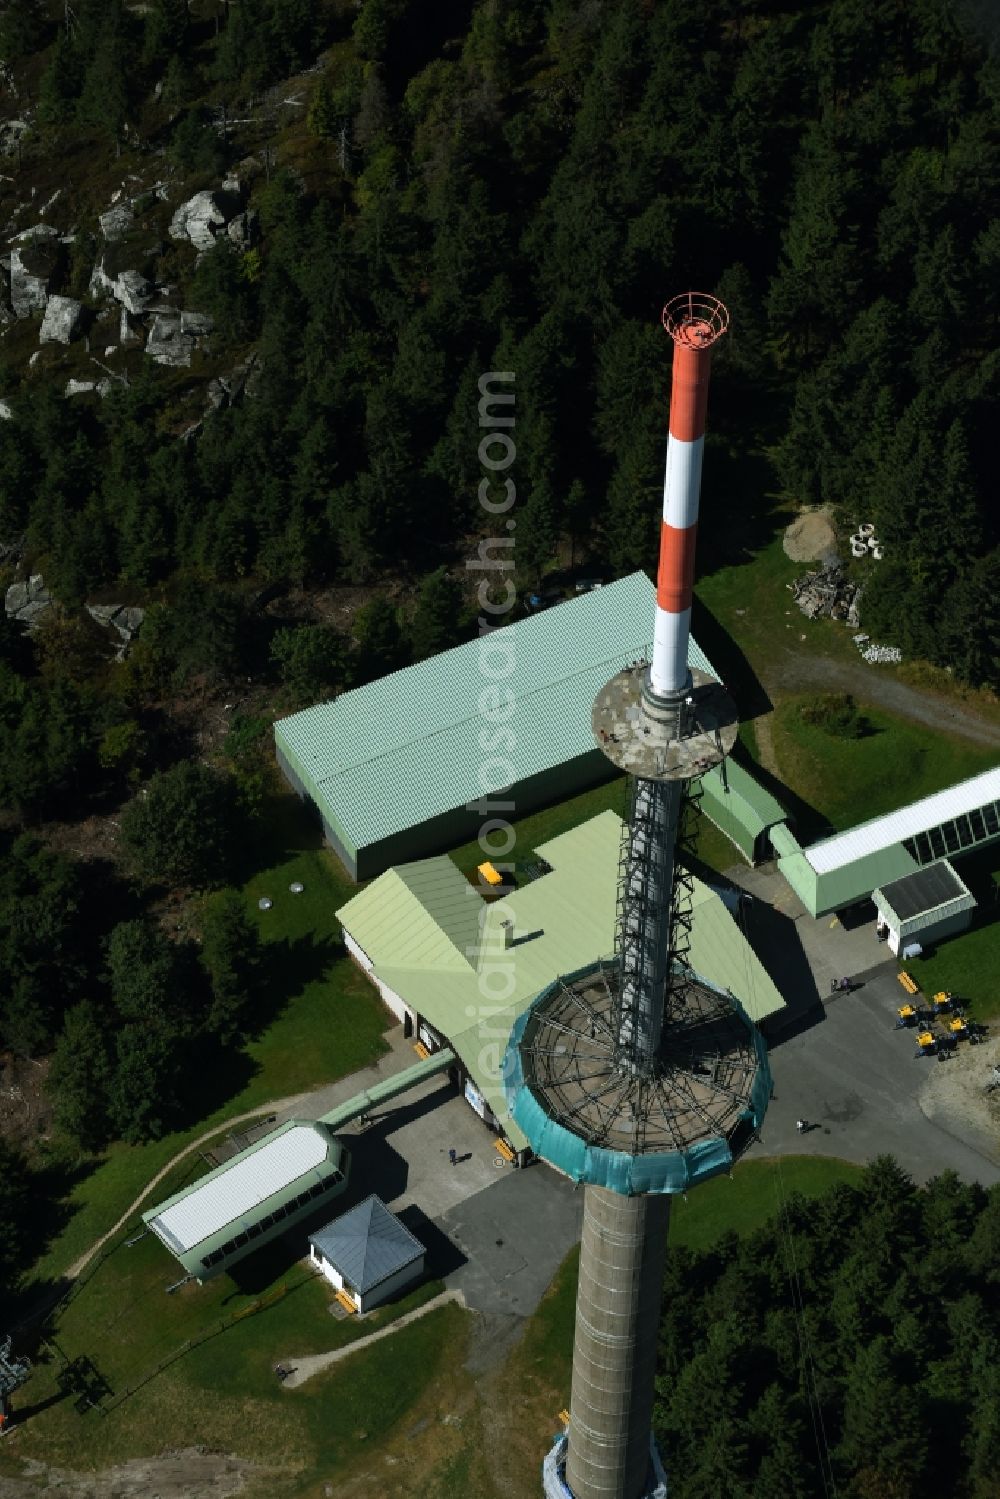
662,292 -> 729,349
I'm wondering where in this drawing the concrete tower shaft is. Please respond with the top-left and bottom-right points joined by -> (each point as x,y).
565,1189 -> 671,1499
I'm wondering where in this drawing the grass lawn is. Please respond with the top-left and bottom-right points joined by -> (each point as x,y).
27,794 -> 391,1290
10,1199 -> 449,1482
901,844 -> 1000,1021
695,531 -> 862,685
668,1154 -> 864,1252
769,696 -> 999,840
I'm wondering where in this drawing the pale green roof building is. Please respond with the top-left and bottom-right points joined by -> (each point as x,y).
274,572 -> 776,879
337,811 -> 786,1149
773,767 -> 1000,918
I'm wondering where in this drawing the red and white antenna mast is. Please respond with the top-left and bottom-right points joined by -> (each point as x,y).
650,292 -> 729,703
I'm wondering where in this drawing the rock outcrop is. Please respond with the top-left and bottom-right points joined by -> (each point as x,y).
99,202 -> 134,241
85,601 -> 145,660
115,269 -> 152,316
39,294 -> 83,345
10,231 -> 60,316
146,310 -> 214,367
0,120 -> 28,158
168,189 -> 244,252
5,574 -> 53,627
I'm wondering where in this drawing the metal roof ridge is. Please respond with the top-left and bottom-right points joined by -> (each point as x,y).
301,644 -> 657,784
803,764 -> 1000,874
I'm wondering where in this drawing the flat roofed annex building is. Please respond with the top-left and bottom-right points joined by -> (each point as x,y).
274,573 -> 786,880
336,810 -> 786,1153
873,860 -> 976,956
143,1121 -> 349,1281
309,1194 -> 425,1313
772,766 -> 1000,918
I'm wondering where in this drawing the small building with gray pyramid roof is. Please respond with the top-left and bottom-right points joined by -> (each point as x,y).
308,1195 -> 425,1312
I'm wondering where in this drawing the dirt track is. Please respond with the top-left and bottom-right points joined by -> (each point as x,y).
768,649 -> 1000,750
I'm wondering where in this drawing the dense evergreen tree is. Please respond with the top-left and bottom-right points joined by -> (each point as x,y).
200,889 -> 262,1042
119,762 -> 238,888
409,569 -> 466,661
270,621 -> 349,700
0,837 -> 88,1056
655,1158 -> 1000,1499
48,1001 -> 113,1149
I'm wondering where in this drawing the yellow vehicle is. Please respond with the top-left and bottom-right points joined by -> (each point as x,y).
933,991 -> 953,1013
896,1004 -> 917,1028
915,1030 -> 937,1055
948,1016 -> 968,1038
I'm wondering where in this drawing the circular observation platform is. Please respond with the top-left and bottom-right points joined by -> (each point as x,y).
503,965 -> 770,1196
592,665 -> 738,782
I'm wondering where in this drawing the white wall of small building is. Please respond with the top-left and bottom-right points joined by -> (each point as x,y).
878,907 -> 974,956
311,1244 -> 345,1291
311,1247 -> 424,1311
342,932 -> 416,1027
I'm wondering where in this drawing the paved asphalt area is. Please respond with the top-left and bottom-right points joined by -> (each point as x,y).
757,964 -> 1000,1187
435,1164 -> 583,1319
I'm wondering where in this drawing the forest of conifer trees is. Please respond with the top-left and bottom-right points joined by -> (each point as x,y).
0,0 -> 995,686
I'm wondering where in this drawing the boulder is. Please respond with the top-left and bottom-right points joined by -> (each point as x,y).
39,294 -> 83,345
120,306 -> 142,346
0,120 -> 28,158
10,240 -> 58,316
180,309 -> 213,336
168,189 -> 242,252
112,605 -> 144,639
89,257 -> 117,299
85,602 -> 145,661
116,269 -> 151,315
13,223 -> 60,245
85,603 -> 119,628
0,400 -> 12,420
64,378 -> 96,396
5,574 -> 53,627
226,209 -> 259,251
99,202 -> 134,240
146,312 -> 194,367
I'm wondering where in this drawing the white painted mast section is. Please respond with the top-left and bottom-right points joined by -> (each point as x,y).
649,433 -> 704,698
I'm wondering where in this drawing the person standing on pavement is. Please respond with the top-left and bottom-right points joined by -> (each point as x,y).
448,1148 -> 457,1166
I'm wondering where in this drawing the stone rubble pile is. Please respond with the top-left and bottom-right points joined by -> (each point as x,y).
788,565 -> 862,625
852,634 -> 902,665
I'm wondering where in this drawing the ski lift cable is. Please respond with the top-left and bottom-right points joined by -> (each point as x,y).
771,1157 -> 840,1499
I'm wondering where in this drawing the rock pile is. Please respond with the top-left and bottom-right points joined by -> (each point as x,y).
852,634 -> 901,665
788,565 -> 861,625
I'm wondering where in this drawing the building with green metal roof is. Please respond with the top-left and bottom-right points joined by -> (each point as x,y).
274,572 -> 770,880
337,810 -> 786,1151
773,767 -> 1000,918
143,1120 -> 350,1282
702,757 -> 788,864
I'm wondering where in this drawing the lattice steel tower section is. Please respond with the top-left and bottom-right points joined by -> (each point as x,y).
504,294 -> 770,1499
